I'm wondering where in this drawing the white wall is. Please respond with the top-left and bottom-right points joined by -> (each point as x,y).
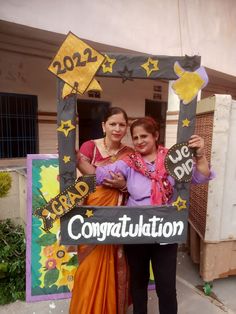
0,49 -> 170,167
0,50 -> 57,112
1,0 -> 236,76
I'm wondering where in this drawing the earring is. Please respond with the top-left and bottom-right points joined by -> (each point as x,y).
103,131 -> 106,137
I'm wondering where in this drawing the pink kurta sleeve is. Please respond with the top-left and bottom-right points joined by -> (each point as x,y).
79,140 -> 96,162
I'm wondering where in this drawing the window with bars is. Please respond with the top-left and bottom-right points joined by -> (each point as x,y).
0,93 -> 38,158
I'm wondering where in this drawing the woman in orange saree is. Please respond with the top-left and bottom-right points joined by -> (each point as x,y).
70,107 -> 133,314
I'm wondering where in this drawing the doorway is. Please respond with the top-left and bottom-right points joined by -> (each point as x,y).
145,99 -> 167,145
77,99 -> 110,146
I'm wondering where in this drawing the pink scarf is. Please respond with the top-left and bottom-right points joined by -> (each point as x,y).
123,146 -> 173,205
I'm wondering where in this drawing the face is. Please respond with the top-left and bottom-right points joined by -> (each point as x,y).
102,113 -> 127,143
132,125 -> 158,156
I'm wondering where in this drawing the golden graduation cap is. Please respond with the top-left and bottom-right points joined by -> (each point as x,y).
48,32 -> 105,96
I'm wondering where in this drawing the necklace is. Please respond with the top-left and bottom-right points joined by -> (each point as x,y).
103,138 -> 122,162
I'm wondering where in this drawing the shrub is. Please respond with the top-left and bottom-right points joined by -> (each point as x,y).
0,219 -> 26,304
0,172 -> 12,198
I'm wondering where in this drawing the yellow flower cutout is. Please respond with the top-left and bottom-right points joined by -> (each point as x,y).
42,242 -> 70,267
172,196 -> 187,211
57,120 -> 75,137
85,209 -> 94,218
63,155 -> 71,163
141,57 -> 159,77
182,118 -> 190,127
102,54 -> 116,73
58,267 -> 77,291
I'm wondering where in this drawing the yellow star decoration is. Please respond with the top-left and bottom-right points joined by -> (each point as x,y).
182,118 -> 190,127
141,58 -> 159,77
101,54 -> 116,73
85,209 -> 94,218
57,120 -> 75,137
63,155 -> 71,163
172,196 -> 187,211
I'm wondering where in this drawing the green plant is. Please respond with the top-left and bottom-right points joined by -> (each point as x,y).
0,219 -> 26,304
0,172 -> 12,198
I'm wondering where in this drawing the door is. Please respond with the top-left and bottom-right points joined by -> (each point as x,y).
77,99 -> 110,146
145,99 -> 167,145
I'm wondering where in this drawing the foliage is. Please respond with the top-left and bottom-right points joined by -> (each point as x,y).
0,172 -> 12,198
0,219 -> 26,304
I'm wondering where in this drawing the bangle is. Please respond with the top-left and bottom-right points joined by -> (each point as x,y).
194,149 -> 205,158
195,153 -> 205,159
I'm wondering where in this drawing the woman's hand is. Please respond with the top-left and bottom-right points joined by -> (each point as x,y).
188,135 -> 210,177
103,171 -> 127,190
188,134 -> 205,157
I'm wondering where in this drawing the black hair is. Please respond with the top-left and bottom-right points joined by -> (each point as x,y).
103,107 -> 128,123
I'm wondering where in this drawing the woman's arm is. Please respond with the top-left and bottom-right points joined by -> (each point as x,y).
77,149 -> 128,187
76,151 -> 96,174
188,135 -> 210,177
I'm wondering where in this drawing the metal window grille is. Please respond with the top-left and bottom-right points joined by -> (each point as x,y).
0,93 -> 38,158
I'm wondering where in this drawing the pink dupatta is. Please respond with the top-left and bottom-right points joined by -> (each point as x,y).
123,146 -> 173,205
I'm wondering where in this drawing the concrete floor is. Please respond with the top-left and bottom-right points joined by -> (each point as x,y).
0,251 -> 235,314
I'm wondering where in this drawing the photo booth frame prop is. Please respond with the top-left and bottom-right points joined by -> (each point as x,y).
26,33 -> 208,301
56,50 -> 202,244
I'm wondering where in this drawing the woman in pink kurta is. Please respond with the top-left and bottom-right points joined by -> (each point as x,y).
70,107 -> 133,314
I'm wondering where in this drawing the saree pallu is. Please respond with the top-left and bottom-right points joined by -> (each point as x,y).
69,186 -> 129,314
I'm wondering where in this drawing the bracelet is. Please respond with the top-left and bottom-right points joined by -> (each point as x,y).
194,149 -> 205,158
195,153 -> 205,159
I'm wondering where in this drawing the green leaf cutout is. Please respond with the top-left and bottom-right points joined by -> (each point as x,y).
44,268 -> 59,287
36,233 -> 57,246
66,254 -> 78,266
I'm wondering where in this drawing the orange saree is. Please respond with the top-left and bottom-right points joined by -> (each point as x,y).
70,141 -> 132,314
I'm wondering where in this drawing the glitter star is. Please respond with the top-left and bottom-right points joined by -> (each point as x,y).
182,118 -> 190,127
85,209 -> 94,218
57,120 -> 75,137
118,65 -> 134,83
141,58 -> 159,77
101,54 -> 116,73
63,155 -> 71,163
172,196 -> 187,211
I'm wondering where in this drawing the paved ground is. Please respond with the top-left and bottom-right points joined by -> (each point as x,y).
0,251 -> 235,314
